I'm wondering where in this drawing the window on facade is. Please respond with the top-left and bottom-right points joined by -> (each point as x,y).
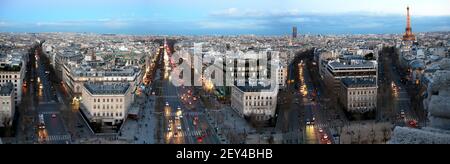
94,99 -> 96,103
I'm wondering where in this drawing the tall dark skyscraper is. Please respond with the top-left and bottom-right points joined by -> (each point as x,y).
292,26 -> 298,38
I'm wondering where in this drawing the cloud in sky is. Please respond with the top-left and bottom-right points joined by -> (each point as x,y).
198,20 -> 268,30
0,0 -> 449,35
210,8 -> 305,19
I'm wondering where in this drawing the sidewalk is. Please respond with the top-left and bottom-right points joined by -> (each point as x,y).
120,94 -> 157,144
206,106 -> 254,144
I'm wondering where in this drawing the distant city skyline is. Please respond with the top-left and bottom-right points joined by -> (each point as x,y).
1,0 -> 449,35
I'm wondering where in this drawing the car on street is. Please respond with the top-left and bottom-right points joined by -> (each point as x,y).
408,120 -> 418,128
177,125 -> 182,130
165,102 -> 169,106
197,137 -> 203,143
51,113 -> 57,118
319,128 -> 323,133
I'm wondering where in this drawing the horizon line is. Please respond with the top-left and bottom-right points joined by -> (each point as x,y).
1,31 -> 450,37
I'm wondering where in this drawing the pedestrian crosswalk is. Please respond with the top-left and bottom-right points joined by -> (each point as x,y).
40,111 -> 60,115
395,117 -> 419,126
165,112 -> 203,117
313,117 -> 420,129
175,130 -> 206,137
41,135 -> 71,142
310,122 -> 344,129
312,123 -> 334,129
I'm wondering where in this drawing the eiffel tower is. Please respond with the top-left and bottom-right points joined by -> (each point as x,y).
402,6 -> 415,41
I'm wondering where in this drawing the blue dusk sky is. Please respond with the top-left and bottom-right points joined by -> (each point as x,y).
0,0 -> 449,35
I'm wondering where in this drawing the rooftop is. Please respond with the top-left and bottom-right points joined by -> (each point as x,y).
328,59 -> 376,70
389,127 -> 450,144
341,77 -> 377,88
0,55 -> 22,72
70,64 -> 139,78
84,82 -> 130,95
235,83 -> 276,92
